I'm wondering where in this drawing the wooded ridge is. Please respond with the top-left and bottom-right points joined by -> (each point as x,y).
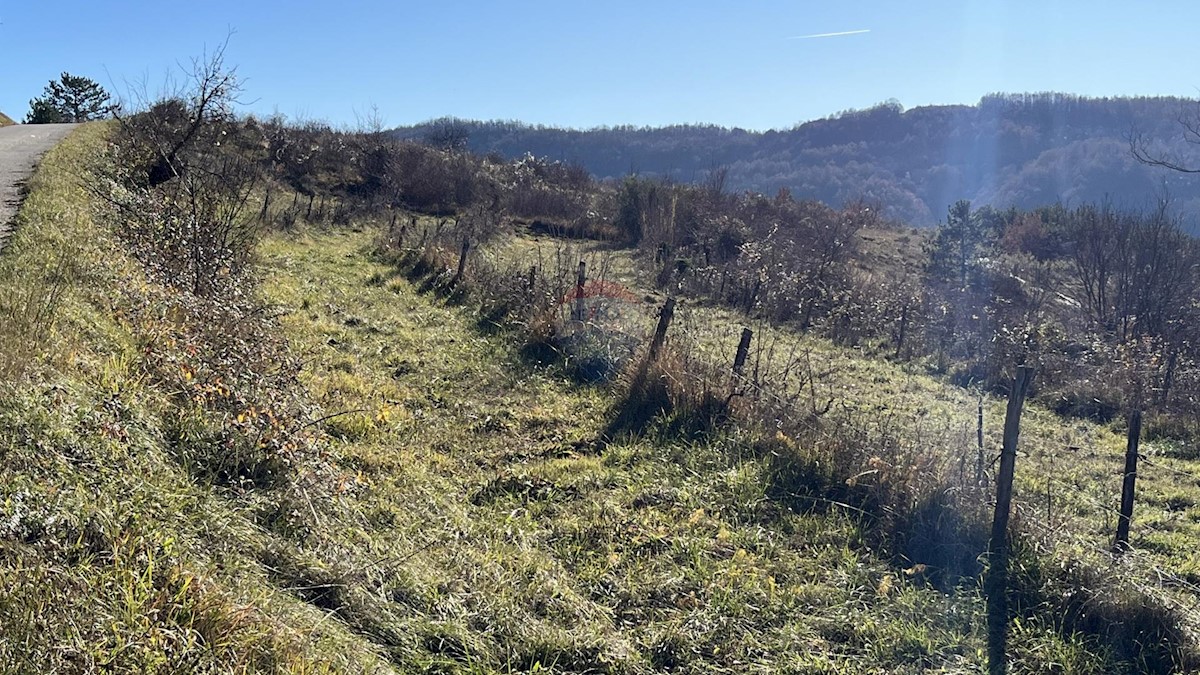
392,94 -> 1200,228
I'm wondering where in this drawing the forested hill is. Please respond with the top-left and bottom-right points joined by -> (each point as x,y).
391,94 -> 1200,227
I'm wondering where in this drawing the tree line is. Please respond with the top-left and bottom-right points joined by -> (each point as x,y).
391,95 -> 1200,228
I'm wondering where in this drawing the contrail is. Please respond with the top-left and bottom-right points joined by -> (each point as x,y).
788,29 -> 871,40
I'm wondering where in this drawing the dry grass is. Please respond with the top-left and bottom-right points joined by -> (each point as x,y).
0,124 -> 389,673
438,224 -> 1200,672
0,122 -> 1189,672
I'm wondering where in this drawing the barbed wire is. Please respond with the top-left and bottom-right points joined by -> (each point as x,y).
1139,453 -> 1200,485
1020,514 -> 1200,631
411,233 -> 1200,638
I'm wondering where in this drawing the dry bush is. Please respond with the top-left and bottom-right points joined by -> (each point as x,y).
92,47 -> 337,494
504,154 -> 594,225
102,43 -> 261,299
386,143 -> 489,214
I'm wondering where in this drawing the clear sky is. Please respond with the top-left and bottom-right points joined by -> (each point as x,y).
3,1 -> 1199,130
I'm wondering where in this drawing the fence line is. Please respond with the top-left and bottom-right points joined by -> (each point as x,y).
400,226 -> 1200,642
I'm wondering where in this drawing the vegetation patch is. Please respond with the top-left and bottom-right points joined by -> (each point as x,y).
6,56 -> 1200,672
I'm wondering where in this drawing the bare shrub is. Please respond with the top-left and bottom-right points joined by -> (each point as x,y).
101,41 -> 261,299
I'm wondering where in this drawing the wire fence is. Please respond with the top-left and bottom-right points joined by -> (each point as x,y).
398,224 -> 1200,641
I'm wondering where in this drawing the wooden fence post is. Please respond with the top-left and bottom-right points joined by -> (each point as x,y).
893,304 -> 909,360
976,393 -> 986,486
450,237 -> 471,287
728,327 -> 754,401
648,298 -> 676,363
259,189 -> 271,223
732,327 -> 753,377
745,279 -> 761,314
1161,351 -> 1178,406
1114,408 -> 1142,553
572,260 -> 587,321
527,265 -> 537,292
987,365 -> 1035,675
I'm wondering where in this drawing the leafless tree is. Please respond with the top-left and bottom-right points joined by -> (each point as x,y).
1129,100 -> 1200,173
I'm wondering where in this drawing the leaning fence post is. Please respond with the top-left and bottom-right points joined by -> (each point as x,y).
571,260 -> 587,321
647,297 -> 676,363
259,189 -> 271,223
726,326 -> 754,402
987,365 -> 1035,675
1114,408 -> 1143,553
450,236 -> 471,287
732,327 -> 753,377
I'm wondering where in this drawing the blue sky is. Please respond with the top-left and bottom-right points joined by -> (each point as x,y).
3,1 -> 1199,129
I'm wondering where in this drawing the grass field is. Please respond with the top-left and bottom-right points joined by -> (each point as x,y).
257,228 -> 999,673
0,124 -> 1193,672
493,226 -> 1200,605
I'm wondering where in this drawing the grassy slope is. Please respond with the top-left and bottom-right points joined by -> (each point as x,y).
503,227 -> 1200,599
255,227 -> 1134,673
0,125 -> 390,672
258,229 -> 977,672
0,126 -> 1184,673
0,112 -> 13,126
489,228 -> 1200,665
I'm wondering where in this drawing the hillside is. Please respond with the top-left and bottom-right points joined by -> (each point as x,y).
0,125 -> 1036,673
6,66 -> 1200,671
0,112 -> 14,126
391,94 -> 1200,227
0,117 -> 1196,672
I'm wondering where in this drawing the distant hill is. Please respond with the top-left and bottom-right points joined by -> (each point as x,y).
391,94 -> 1200,228
0,111 -> 14,126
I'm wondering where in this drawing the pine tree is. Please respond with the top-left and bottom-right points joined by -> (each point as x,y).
25,73 -> 111,124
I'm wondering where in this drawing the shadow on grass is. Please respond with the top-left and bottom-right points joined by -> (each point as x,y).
600,360 -> 731,448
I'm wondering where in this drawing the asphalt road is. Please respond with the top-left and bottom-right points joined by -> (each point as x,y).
0,123 -> 79,250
